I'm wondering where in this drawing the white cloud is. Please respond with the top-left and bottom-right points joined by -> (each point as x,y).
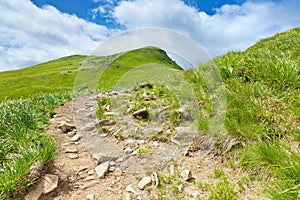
113,0 -> 300,57
0,0 -> 111,71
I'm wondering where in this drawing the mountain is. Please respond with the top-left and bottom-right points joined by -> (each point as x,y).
0,46 -> 181,101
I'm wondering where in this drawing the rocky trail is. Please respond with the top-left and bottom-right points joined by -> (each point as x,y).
24,88 -> 262,200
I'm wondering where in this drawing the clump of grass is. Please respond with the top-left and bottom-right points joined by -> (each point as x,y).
208,177 -> 238,200
0,92 -> 71,199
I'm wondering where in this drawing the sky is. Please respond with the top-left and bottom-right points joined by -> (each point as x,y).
1,0 -> 300,71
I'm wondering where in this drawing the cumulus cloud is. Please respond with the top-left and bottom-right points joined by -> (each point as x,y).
113,0 -> 300,57
0,0 -> 111,71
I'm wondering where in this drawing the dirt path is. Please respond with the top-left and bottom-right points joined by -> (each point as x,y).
24,92 -> 263,200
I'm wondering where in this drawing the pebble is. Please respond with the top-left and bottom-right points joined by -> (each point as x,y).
68,154 -> 79,159
82,181 -> 99,190
65,149 -> 78,153
70,134 -> 81,142
86,193 -> 95,200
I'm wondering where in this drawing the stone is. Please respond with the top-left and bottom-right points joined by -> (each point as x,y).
126,184 -> 140,196
82,180 -> 99,190
132,108 -> 149,119
95,161 -> 109,178
151,172 -> 159,187
86,193 -> 95,200
139,83 -> 153,89
65,149 -> 78,153
98,119 -> 116,126
124,192 -> 132,200
112,167 -> 123,177
104,112 -> 118,116
43,174 -> 59,194
70,134 -> 81,142
92,152 -> 120,164
85,112 -> 95,118
84,176 -> 95,181
124,147 -> 133,153
181,169 -> 193,181
136,195 -> 142,200
137,176 -> 152,190
68,154 -> 79,159
80,122 -> 96,131
88,169 -> 94,175
58,122 -> 76,133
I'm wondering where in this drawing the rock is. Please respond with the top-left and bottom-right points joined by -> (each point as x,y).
82,180 -> 99,190
137,176 -> 152,190
98,119 -> 116,126
126,184 -> 140,196
112,167 -> 123,177
151,172 -> 159,187
171,138 -> 180,145
43,174 -> 59,194
80,122 -> 96,131
169,164 -> 175,176
85,112 -> 95,118
132,108 -> 149,119
137,140 -> 145,145
178,184 -> 183,192
65,149 -> 78,153
124,147 -> 133,153
68,154 -> 79,159
184,186 -> 200,198
181,169 -> 193,181
124,192 -> 132,200
84,176 -> 95,181
67,131 -> 76,137
104,112 -> 118,116
24,179 -> 44,200
86,193 -> 95,200
88,169 -> 94,175
139,83 -> 153,89
27,161 -> 44,181
70,134 -> 81,142
95,161 -> 109,178
136,195 -> 142,200
92,152 -> 120,164
58,122 -> 76,133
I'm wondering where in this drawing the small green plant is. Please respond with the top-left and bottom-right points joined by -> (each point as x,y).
198,182 -> 211,191
137,145 -> 151,155
213,169 -> 225,178
209,177 -> 238,200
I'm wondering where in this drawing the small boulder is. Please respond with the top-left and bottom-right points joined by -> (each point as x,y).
95,161 -> 109,178
132,108 -> 149,119
181,169 -> 193,181
137,176 -> 152,190
43,174 -> 59,194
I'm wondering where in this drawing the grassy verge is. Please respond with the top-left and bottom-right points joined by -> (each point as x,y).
0,92 -> 71,199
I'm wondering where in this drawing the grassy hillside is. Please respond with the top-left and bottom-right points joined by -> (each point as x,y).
0,47 -> 181,101
1,27 -> 300,199
184,27 -> 300,199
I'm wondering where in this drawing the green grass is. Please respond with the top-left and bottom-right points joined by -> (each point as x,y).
0,92 -> 71,199
0,47 -> 182,101
192,27 -> 300,199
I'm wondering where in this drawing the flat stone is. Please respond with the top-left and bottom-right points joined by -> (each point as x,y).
65,149 -> 78,153
86,193 -> 95,200
103,112 -> 118,116
82,180 -> 99,190
70,134 -> 81,142
58,122 -> 76,133
181,169 -> 193,181
84,176 -> 95,181
68,154 -> 79,159
98,119 -> 116,126
137,176 -> 152,190
95,161 -> 109,178
132,108 -> 148,119
43,174 -> 59,194
88,169 -> 94,175
126,184 -> 139,196
92,152 -> 120,164
80,122 -> 96,131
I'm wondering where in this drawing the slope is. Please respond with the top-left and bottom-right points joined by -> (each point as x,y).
0,47 -> 182,101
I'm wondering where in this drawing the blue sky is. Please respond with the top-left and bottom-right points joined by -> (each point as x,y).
1,0 -> 300,71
